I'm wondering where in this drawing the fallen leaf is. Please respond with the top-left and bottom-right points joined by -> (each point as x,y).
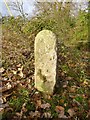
21,103 -> 27,113
64,103 -> 67,107
68,108 -> 75,117
83,80 -> 88,85
0,97 -> 4,104
2,97 -> 7,103
58,114 -> 68,118
16,64 -> 21,67
18,66 -> 23,71
86,110 -> 90,118
63,81 -> 68,88
18,66 -> 24,78
18,71 -> 24,78
0,108 -> 4,114
55,106 -> 64,113
69,87 -> 76,93
66,76 -> 73,80
41,103 -> 51,109
29,111 -> 40,118
42,112 -> 51,118
16,112 -> 22,117
12,70 -> 17,75
6,82 -> 12,89
59,99 -> 64,104
36,100 -> 42,107
3,77 -> 8,81
5,108 -> 13,113
0,67 -> 5,73
55,106 -> 67,118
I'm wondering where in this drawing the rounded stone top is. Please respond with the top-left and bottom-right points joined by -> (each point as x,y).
35,30 -> 56,42
35,30 -> 57,51
35,29 -> 55,35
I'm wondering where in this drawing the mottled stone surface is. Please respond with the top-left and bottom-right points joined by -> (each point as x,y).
35,30 -> 57,94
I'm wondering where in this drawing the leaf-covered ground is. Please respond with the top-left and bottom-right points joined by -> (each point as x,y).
1,21 -> 90,120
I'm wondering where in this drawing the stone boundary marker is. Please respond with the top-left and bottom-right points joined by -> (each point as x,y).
35,30 -> 57,94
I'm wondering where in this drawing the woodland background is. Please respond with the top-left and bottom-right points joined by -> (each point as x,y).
0,1 -> 90,119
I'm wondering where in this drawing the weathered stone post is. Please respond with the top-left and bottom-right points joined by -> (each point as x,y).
35,30 -> 57,94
